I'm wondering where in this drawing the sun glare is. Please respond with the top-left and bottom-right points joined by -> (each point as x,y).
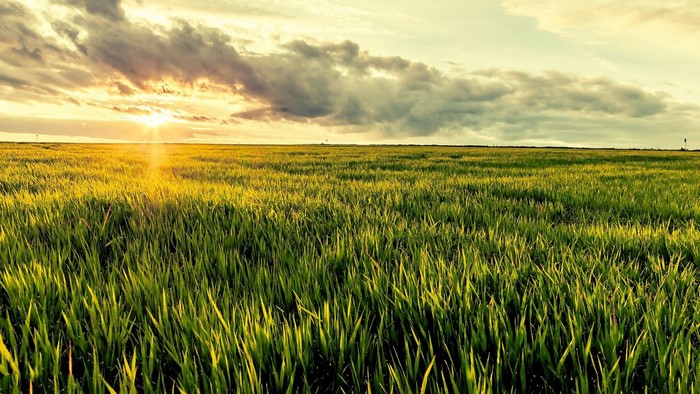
120,110 -> 178,142
122,110 -> 176,130
140,113 -> 172,128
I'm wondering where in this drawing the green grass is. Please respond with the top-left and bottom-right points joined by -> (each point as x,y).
1,143 -> 699,393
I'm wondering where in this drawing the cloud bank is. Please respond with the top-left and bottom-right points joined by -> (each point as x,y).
0,0 -> 697,145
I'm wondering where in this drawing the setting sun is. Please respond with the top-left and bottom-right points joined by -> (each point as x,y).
139,112 -> 173,128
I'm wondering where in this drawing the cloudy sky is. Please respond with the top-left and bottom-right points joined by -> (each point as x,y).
1,0 -> 698,147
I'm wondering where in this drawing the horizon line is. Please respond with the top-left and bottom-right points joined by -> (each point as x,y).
0,141 -> 696,152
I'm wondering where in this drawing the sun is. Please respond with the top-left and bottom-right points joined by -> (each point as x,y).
123,111 -> 175,129
140,112 -> 172,128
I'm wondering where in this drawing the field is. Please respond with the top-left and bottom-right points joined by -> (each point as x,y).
0,143 -> 699,393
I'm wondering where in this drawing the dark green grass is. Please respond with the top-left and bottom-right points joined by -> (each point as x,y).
1,143 -> 699,393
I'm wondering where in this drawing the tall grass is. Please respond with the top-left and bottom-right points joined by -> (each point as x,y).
0,143 -> 699,392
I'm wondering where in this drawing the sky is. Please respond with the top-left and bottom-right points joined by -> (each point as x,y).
1,0 -> 699,148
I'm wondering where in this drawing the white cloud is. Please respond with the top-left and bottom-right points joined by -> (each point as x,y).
501,0 -> 700,41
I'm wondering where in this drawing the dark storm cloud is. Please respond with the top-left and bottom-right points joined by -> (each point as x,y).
175,114 -> 215,123
0,2 -> 48,65
77,18 -> 260,92
1,1 -> 79,66
52,0 -> 125,21
481,70 -> 668,118
79,21 -> 665,135
0,73 -> 28,88
114,82 -> 135,95
0,0 -> 684,138
283,40 -> 412,74
111,105 -> 150,115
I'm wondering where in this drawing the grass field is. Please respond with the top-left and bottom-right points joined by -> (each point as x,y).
1,143 -> 699,393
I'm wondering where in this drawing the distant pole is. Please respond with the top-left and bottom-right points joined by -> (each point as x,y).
36,134 -> 39,143
685,138 -> 687,150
